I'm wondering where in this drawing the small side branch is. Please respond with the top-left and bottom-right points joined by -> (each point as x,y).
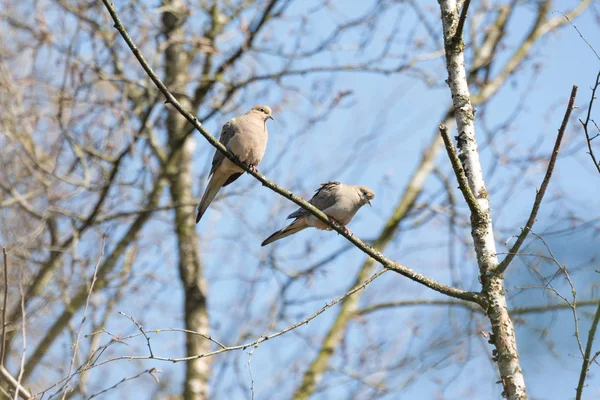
0,251 -> 31,400
453,0 -> 471,46
87,368 -> 160,399
1,248 -> 8,367
498,85 -> 578,274
439,124 -> 480,215
575,301 -> 600,400
62,237 -> 106,399
580,70 -> 600,175
119,312 -> 154,358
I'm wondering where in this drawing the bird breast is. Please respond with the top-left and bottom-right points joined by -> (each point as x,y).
228,119 -> 268,165
318,188 -> 361,226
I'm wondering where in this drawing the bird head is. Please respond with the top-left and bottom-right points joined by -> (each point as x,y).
356,186 -> 375,206
251,105 -> 274,121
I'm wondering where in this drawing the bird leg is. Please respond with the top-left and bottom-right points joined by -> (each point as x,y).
246,164 -> 258,173
328,216 -> 350,235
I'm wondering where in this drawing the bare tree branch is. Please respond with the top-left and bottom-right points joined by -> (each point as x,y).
1,248 -> 7,367
62,237 -> 106,399
14,270 -> 26,400
0,366 -> 31,400
439,124 -> 479,214
575,301 -> 600,400
355,299 -> 600,317
0,251 -> 31,400
87,368 -> 160,400
580,70 -> 600,175
498,86 -> 578,274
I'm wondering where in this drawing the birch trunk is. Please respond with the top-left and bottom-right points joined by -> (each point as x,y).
438,1 -> 528,398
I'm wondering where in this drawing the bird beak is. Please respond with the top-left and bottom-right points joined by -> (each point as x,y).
268,115 -> 274,121
367,199 -> 372,207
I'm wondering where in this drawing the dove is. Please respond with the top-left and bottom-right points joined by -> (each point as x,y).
196,105 -> 274,223
261,181 -> 375,246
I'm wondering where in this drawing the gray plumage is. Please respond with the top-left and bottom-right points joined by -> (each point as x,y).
196,105 -> 274,223
261,181 -> 375,246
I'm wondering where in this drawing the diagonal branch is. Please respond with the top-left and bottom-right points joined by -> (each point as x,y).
497,85 -> 578,274
453,0 -> 471,46
439,124 -> 480,215
0,366 -> 31,400
100,0 -> 481,304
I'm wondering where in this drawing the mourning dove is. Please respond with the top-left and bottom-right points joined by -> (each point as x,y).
196,105 -> 274,223
261,181 -> 375,246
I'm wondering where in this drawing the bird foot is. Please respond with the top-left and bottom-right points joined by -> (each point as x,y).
247,164 -> 258,173
328,217 -> 350,235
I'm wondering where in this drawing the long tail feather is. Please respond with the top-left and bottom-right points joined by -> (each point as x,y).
261,220 -> 307,246
196,172 -> 229,223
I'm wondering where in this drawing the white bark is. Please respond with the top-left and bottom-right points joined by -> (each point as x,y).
438,1 -> 528,399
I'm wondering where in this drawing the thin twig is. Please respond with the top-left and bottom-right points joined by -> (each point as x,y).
580,70 -> 600,175
522,229 -> 585,358
247,348 -> 255,400
14,271 -> 26,400
439,124 -> 480,215
146,327 -> 226,349
559,12 -> 600,61
118,312 -> 153,358
355,298 -> 600,317
87,368 -> 160,399
99,0 -> 481,304
497,85 -> 578,274
62,236 -> 106,399
575,300 -> 600,400
1,248 -> 8,367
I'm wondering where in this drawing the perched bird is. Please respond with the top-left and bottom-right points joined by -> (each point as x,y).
196,105 -> 274,223
261,181 -> 375,246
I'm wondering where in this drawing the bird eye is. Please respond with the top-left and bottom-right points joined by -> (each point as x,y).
259,108 -> 265,112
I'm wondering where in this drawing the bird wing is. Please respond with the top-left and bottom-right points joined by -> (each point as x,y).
209,119 -> 238,176
287,181 -> 340,219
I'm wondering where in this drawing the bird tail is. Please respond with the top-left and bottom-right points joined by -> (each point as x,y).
196,172 -> 229,223
261,219 -> 307,246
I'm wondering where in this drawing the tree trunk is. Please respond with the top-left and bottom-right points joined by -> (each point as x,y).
162,1 -> 211,398
438,1 -> 528,398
